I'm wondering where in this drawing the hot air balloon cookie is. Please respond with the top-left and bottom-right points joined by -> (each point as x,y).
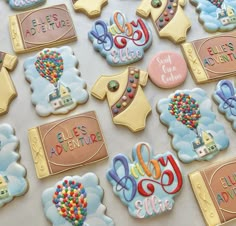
157,88 -> 229,163
24,46 -> 89,117
42,173 -> 114,226
190,0 -> 236,32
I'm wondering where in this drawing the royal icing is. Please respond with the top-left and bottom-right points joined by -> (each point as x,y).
24,46 -> 89,116
91,67 -> 151,132
88,11 -> 152,66
7,0 -> 46,10
190,0 -> 236,32
214,80 -> 236,130
148,51 -> 187,88
136,0 -> 191,43
107,142 -> 183,218
0,124 -> 28,208
42,173 -> 114,226
157,88 -> 229,163
72,0 -> 108,18
0,51 -> 18,115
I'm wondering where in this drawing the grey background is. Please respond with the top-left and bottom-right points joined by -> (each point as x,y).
0,0 -> 236,225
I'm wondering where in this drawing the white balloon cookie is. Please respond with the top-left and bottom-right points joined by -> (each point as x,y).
24,46 -> 89,117
0,124 -> 28,208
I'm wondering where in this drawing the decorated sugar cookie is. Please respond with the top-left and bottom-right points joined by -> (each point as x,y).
72,0 -> 108,18
107,142 -> 183,218
148,51 -> 187,88
136,0 -> 191,43
157,88 -> 229,163
91,67 -> 151,132
0,124 -> 28,208
190,0 -> 236,32
42,173 -> 114,226
24,46 -> 89,117
88,11 -> 152,66
0,52 -> 18,115
213,80 -> 236,130
7,0 -> 46,10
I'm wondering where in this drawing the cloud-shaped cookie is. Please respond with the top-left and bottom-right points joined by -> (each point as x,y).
0,124 -> 27,207
107,142 -> 183,218
191,0 -> 236,32
42,173 -> 114,226
88,11 -> 152,66
157,88 -> 229,163
24,46 -> 89,117
7,0 -> 46,10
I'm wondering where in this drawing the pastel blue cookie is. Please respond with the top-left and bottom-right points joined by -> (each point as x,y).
0,124 -> 28,208
213,79 -> 236,130
88,11 -> 152,66
107,142 -> 183,218
42,173 -> 114,226
24,46 -> 89,117
7,0 -> 46,10
157,88 -> 229,163
190,0 -> 236,32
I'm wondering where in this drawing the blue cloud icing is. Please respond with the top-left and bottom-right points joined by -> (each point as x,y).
7,0 -> 45,10
42,173 -> 114,226
24,46 -> 89,116
213,79 -> 236,130
0,124 -> 27,207
191,0 -> 236,32
157,88 -> 229,163
107,142 -> 183,218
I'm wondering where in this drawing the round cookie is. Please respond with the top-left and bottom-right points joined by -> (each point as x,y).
148,51 -> 187,88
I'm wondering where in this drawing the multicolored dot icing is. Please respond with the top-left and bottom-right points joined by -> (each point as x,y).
35,49 -> 64,86
169,93 -> 201,132
42,174 -> 115,226
111,67 -> 140,116
53,180 -> 87,226
156,0 -> 178,31
157,88 -> 229,163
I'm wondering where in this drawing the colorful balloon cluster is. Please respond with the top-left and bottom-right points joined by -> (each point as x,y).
207,0 -> 224,8
168,93 -> 201,131
35,49 -> 64,85
53,180 -> 87,226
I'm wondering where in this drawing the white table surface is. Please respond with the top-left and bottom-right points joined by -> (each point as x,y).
1,0 -> 236,226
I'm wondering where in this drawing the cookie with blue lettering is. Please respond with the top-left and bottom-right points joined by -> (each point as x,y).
88,11 -> 152,66
213,80 -> 236,131
7,0 -> 46,10
42,173 -> 114,226
157,88 -> 229,163
0,124 -> 28,208
107,142 -> 183,218
24,46 -> 89,117
190,0 -> 236,32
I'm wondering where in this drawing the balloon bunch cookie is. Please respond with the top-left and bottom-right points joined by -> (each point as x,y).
24,46 -> 89,116
157,88 -> 229,163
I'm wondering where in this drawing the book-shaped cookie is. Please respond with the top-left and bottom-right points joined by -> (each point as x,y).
157,88 -> 229,163
181,32 -> 236,83
189,157 -> 236,226
28,111 -> 108,179
9,4 -> 77,53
